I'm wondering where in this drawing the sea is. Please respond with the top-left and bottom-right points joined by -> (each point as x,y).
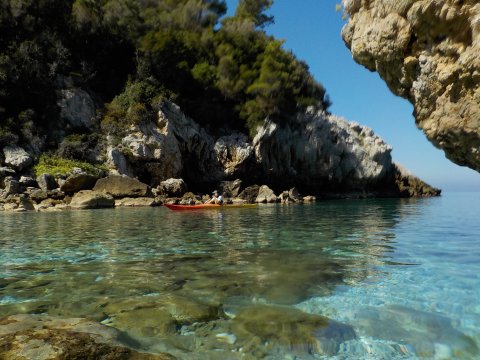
1,192 -> 479,359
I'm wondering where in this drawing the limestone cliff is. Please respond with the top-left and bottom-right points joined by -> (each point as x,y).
105,100 -> 438,196
342,0 -> 480,172
252,109 -> 393,190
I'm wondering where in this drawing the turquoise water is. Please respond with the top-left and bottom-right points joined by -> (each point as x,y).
0,193 -> 479,359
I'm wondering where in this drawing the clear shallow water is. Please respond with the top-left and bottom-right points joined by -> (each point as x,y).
0,193 -> 479,359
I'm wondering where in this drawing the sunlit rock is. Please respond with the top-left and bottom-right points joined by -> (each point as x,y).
70,190 -> 115,209
93,175 -> 151,198
342,0 -> 480,172
0,314 -> 175,359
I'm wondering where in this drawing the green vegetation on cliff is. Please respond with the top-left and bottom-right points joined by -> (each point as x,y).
34,154 -> 106,177
0,0 -> 330,146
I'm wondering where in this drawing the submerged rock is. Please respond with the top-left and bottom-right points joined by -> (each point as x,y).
0,314 -> 176,359
231,304 -> 356,356
342,0 -> 480,172
355,305 -> 478,358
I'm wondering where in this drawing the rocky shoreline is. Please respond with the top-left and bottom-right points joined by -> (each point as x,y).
0,98 -> 440,213
0,170 -> 440,213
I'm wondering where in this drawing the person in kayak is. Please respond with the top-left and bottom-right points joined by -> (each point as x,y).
206,190 -> 223,204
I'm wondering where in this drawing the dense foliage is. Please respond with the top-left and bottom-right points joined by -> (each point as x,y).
34,154 -> 107,177
0,0 -> 330,144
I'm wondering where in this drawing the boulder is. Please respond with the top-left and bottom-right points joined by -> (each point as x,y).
27,188 -> 49,203
0,167 -> 16,178
0,314 -> 175,360
47,189 -> 65,200
255,185 -> 278,203
3,145 -> 32,171
278,191 -> 290,203
3,177 -> 20,196
19,176 -> 37,187
179,194 -> 197,205
60,173 -> 99,194
93,175 -> 151,198
289,187 -> 303,202
303,195 -> 316,203
2,196 -> 35,212
34,198 -> 64,211
342,0 -> 480,172
36,173 -> 58,191
218,179 -> 243,198
238,185 -> 260,203
158,178 -> 187,197
70,190 -> 115,209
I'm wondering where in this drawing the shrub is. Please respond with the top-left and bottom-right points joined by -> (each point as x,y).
34,154 -> 107,177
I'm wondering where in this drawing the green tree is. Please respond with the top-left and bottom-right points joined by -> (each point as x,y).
235,0 -> 274,28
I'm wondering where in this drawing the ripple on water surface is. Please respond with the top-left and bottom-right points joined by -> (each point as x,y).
0,193 -> 479,359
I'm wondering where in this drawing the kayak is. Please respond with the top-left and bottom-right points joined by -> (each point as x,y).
164,204 -> 256,211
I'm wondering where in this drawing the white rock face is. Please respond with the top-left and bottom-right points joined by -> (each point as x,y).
110,101 -> 253,185
253,109 -> 393,188
3,145 -> 32,171
57,87 -> 96,130
107,102 -> 393,190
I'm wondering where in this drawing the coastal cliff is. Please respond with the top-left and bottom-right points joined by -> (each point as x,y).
342,0 -> 480,172
0,0 -> 440,211
103,99 -> 438,196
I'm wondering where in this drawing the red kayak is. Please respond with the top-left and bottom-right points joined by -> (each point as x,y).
164,204 -> 256,210
164,204 -> 221,210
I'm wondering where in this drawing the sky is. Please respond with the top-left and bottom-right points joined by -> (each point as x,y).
225,0 -> 480,192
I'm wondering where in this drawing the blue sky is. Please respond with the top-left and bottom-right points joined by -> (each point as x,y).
225,0 -> 480,192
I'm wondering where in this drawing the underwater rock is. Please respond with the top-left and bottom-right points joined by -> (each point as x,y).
231,304 -> 356,356
354,305 -> 479,358
0,314 -> 176,359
